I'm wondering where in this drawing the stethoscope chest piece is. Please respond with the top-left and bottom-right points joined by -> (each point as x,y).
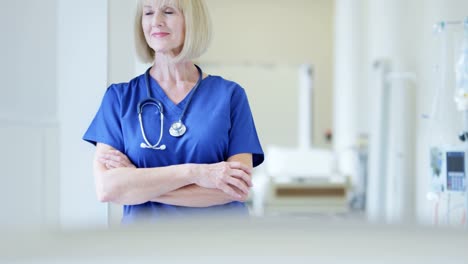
139,64 -> 202,150
169,121 -> 186,137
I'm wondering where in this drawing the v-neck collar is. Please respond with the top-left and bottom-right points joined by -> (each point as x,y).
149,76 -> 196,114
146,65 -> 205,116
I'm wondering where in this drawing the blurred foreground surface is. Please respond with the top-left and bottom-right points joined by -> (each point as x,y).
1,217 -> 467,264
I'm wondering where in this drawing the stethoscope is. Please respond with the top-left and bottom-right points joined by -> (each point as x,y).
137,65 -> 203,150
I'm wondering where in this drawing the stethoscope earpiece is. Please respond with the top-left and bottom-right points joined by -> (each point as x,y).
140,142 -> 166,150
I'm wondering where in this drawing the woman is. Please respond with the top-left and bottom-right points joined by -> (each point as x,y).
83,0 -> 264,223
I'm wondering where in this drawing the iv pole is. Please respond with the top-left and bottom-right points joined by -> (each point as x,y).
433,17 -> 468,228
453,17 -> 468,228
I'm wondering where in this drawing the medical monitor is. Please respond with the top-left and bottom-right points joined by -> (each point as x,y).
446,151 -> 466,192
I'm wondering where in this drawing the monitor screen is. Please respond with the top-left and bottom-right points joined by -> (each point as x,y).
447,152 -> 464,172
446,151 -> 465,192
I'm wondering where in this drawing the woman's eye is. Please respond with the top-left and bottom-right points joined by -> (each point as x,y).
144,11 -> 154,16
163,7 -> 175,14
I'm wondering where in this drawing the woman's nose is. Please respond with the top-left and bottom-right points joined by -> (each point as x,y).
151,11 -> 165,27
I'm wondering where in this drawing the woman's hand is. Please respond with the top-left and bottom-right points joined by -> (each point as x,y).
98,150 -> 136,169
193,161 -> 253,201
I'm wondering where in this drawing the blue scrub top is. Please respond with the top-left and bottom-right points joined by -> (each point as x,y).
83,68 -> 264,223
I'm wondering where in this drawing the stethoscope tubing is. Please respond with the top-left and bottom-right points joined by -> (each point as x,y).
137,65 -> 203,150
138,101 -> 165,150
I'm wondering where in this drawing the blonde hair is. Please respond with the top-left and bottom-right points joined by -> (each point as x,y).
135,0 -> 212,63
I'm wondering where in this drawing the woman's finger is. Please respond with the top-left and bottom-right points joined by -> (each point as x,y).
99,158 -> 114,169
225,177 -> 249,195
219,182 -> 242,200
98,157 -> 110,166
103,153 -> 125,163
100,152 -> 135,168
228,161 -> 252,175
229,169 -> 252,187
105,159 -> 124,169
112,151 -> 135,168
105,162 -> 113,169
99,157 -> 125,169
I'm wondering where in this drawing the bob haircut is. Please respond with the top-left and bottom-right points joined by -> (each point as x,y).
135,0 -> 212,63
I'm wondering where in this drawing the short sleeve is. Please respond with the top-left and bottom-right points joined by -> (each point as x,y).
83,85 -> 125,152
228,87 -> 264,167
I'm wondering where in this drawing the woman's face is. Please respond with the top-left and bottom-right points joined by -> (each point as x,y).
141,1 -> 185,57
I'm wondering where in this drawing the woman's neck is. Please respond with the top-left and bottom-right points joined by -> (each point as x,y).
151,55 -> 197,86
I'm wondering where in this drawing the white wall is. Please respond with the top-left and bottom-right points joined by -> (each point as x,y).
0,0 -> 59,227
57,0 -> 108,228
0,0 -> 57,119
107,0 -> 139,227
202,0 -> 335,148
109,0 -> 138,84
0,0 -> 110,229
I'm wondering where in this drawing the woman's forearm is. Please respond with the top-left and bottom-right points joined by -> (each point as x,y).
150,184 -> 246,207
95,163 -> 196,205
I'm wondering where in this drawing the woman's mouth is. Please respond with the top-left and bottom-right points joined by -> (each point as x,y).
152,32 -> 170,38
